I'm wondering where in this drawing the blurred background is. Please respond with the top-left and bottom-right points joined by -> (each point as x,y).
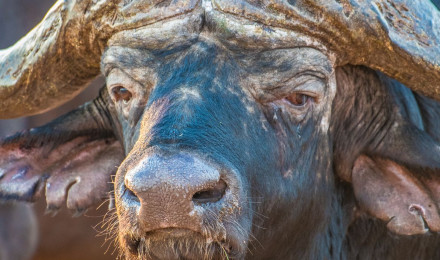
1,0 -> 440,260
0,1 -> 113,259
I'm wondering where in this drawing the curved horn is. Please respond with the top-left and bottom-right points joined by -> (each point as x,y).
2,0 -> 438,118
0,0 -> 199,119
214,0 -> 440,100
0,0 -> 117,119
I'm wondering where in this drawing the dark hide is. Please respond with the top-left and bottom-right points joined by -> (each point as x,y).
104,42 -> 336,259
333,66 -> 440,258
1,42 -> 440,259
432,0 -> 440,10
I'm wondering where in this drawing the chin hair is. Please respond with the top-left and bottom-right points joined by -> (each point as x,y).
125,236 -> 232,260
115,207 -> 249,259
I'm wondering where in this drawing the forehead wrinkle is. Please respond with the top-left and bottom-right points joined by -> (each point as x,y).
101,47 -> 155,75
252,48 -> 331,72
104,35 -> 331,80
101,50 -> 162,91
107,68 -> 149,92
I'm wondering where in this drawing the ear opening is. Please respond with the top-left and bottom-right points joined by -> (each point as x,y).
0,87 -> 124,214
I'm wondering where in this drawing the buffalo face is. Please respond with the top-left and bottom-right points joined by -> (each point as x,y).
3,3 -> 440,259
102,37 -> 335,259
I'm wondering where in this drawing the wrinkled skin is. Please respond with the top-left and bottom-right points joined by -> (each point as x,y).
106,36 -> 336,259
103,36 -> 440,258
1,0 -> 440,118
2,2 -> 440,260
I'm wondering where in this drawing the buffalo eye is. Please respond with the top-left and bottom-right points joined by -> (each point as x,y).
285,93 -> 313,107
112,86 -> 132,103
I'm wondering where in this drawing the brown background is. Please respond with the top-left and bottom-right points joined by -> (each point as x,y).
0,1 -> 113,259
3,0 -> 439,259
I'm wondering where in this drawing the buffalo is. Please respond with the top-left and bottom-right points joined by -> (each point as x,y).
1,0 -> 440,259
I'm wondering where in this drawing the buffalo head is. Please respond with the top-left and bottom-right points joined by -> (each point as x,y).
1,1 -> 440,259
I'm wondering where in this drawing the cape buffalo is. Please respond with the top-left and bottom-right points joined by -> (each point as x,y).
1,0 -> 440,259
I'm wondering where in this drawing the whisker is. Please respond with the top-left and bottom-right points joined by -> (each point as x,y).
96,198 -> 110,211
221,244 -> 230,260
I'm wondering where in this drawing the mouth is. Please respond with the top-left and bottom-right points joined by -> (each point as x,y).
123,228 -> 241,260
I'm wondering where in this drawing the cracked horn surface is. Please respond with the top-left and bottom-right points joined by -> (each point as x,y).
0,0 -> 439,119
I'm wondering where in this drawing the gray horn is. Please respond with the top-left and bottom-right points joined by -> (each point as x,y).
0,0 -> 197,119
0,0 -> 117,118
214,0 -> 440,100
1,0 -> 439,119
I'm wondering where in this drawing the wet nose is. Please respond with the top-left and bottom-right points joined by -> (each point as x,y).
123,153 -> 227,231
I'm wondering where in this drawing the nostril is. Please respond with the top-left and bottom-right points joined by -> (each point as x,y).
122,184 -> 140,203
192,179 -> 227,204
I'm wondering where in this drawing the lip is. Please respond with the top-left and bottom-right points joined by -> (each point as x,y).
123,227 -> 242,259
145,227 -> 202,238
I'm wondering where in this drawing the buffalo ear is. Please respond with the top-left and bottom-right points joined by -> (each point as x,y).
0,89 -> 124,213
351,121 -> 440,235
352,155 -> 440,235
333,66 -> 440,235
